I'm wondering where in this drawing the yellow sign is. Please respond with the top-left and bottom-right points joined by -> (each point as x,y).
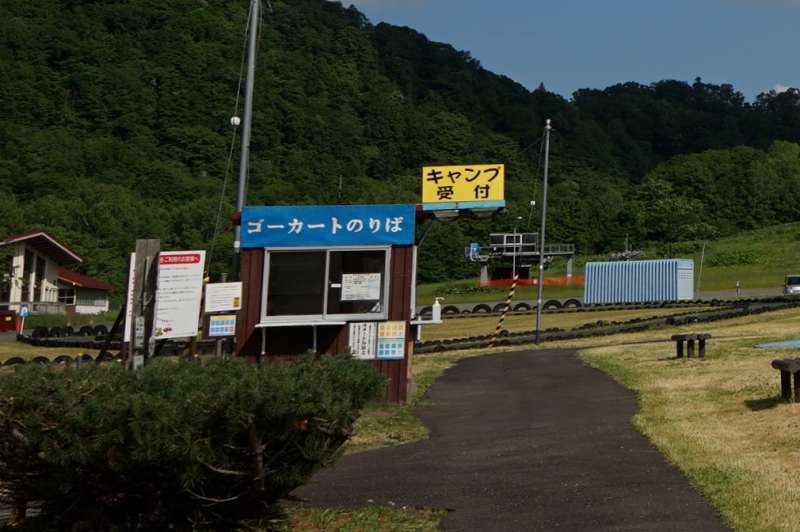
421,164 -> 505,204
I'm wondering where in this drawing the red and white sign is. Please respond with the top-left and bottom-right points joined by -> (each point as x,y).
159,253 -> 202,265
153,250 -> 206,339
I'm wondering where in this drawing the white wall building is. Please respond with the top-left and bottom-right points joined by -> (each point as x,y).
0,231 -> 113,315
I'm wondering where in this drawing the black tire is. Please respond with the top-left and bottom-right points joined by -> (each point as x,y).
31,326 -> 49,339
4,357 -> 26,366
54,355 -> 74,364
63,326 -> 74,337
78,325 -> 94,337
472,304 -> 491,314
564,299 -> 581,309
80,354 -> 94,363
49,327 -> 63,338
513,303 -> 531,312
492,303 -> 506,313
32,356 -> 49,365
543,300 -> 562,310
442,305 -> 460,315
419,306 -> 433,317
96,351 -> 115,362
93,325 -> 108,337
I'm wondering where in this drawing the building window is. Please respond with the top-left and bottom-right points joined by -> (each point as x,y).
262,247 -> 390,323
58,288 -> 76,306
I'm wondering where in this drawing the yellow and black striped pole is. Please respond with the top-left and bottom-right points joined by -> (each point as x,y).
490,273 -> 519,347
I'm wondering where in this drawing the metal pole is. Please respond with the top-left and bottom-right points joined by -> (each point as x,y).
232,0 -> 260,281
696,241 -> 706,299
535,119 -> 552,344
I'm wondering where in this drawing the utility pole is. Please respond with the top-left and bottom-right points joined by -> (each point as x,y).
232,0 -> 260,281
535,119 -> 552,344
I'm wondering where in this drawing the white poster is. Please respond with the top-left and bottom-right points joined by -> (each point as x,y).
349,322 -> 378,360
153,251 -> 206,339
123,252 -> 136,343
205,282 -> 242,313
341,273 -> 381,301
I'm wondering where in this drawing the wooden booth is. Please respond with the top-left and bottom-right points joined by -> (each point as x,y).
235,204 -> 418,403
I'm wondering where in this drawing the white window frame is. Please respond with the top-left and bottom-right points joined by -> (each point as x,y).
58,287 -> 76,306
261,246 -> 392,324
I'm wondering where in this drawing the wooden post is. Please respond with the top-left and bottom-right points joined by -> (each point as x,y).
793,372 -> 800,403
781,371 -> 791,401
698,338 -> 706,358
129,239 -> 160,369
687,339 -> 695,358
676,340 -> 684,358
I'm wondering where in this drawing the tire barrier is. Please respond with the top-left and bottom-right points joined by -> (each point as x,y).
78,325 -> 94,336
543,300 -> 562,310
53,355 -> 74,364
472,304 -> 491,313
421,295 -> 779,321
93,325 -> 109,337
442,305 -> 460,316
415,300 -> 800,354
513,303 -> 531,312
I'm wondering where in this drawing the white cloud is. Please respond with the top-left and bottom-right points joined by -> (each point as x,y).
774,84 -> 791,93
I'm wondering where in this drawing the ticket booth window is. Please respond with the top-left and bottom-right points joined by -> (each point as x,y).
262,247 -> 390,323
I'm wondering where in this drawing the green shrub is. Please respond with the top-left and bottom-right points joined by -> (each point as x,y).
0,355 -> 384,530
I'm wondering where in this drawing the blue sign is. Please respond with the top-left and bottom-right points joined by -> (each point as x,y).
18,305 -> 29,318
241,204 -> 416,248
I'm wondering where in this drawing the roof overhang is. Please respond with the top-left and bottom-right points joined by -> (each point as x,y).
0,231 -> 83,265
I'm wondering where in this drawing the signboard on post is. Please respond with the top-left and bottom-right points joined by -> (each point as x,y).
377,321 -> 406,360
208,314 -> 237,337
205,282 -> 242,313
421,164 -> 505,211
349,322 -> 378,360
153,251 -> 206,339
123,252 -> 136,343
241,204 -> 415,248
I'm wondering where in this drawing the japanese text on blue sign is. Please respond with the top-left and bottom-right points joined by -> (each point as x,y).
241,204 -> 416,248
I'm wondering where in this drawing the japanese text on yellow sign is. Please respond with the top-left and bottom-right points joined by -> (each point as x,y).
422,164 -> 505,203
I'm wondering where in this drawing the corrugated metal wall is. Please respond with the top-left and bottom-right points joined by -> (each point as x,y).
584,259 -> 694,305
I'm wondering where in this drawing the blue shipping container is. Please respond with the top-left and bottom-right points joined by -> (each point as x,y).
583,259 -> 694,305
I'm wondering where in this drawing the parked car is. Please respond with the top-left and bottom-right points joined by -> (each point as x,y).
784,275 -> 800,295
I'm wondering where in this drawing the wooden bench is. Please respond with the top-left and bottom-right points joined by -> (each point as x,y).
670,333 -> 711,358
771,358 -> 800,402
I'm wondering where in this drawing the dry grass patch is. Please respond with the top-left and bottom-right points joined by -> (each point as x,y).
258,506 -> 444,532
578,308 -> 800,531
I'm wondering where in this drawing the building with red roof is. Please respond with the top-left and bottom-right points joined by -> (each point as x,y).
0,230 -> 114,315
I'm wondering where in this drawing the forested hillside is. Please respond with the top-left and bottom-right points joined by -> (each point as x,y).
2,0 -> 800,287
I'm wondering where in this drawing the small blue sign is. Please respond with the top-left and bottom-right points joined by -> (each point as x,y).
18,305 -> 29,318
241,204 -> 416,248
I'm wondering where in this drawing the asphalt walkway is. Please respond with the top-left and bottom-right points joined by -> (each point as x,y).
294,349 -> 728,531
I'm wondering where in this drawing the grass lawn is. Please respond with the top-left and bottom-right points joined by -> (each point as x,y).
567,308 -> 800,531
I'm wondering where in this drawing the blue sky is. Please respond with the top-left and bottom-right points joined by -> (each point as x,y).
342,0 -> 798,101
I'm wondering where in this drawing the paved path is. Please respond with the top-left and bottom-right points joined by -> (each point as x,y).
294,349 -> 728,531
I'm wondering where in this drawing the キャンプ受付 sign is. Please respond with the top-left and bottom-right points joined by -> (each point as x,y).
421,164 -> 505,210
